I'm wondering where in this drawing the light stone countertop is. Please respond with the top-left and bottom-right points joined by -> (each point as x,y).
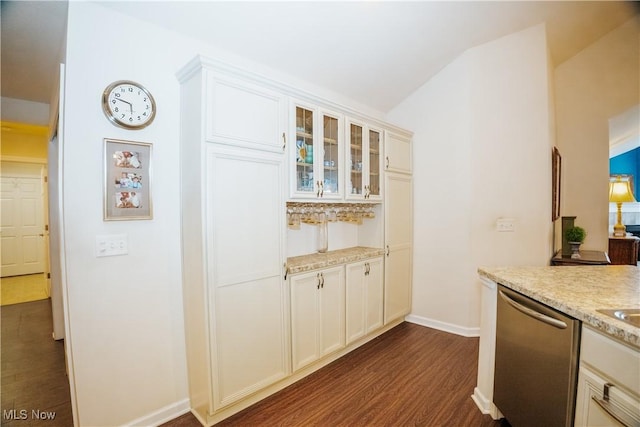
478,266 -> 639,349
287,246 -> 384,275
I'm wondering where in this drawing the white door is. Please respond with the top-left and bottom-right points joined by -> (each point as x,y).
1,162 -> 47,277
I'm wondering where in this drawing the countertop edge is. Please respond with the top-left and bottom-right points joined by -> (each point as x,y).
478,268 -> 640,350
287,247 -> 384,275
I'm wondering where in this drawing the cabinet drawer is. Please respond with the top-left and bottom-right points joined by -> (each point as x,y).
581,326 -> 640,396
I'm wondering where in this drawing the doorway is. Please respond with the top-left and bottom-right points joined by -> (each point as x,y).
1,162 -> 48,276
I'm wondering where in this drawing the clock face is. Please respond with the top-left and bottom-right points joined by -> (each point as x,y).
102,81 -> 156,129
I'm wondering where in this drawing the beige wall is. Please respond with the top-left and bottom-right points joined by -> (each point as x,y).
0,121 -> 49,160
555,16 -> 640,250
387,24 -> 553,334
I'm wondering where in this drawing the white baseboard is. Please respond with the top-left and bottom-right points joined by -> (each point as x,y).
125,398 -> 191,427
405,314 -> 480,337
472,387 -> 502,420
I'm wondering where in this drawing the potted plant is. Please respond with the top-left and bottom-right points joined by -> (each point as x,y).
565,226 -> 587,259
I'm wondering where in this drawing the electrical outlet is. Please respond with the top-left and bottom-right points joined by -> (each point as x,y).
496,218 -> 515,232
96,234 -> 128,257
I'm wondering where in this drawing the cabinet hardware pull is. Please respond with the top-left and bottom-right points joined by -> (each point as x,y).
591,383 -> 638,427
316,181 -> 321,198
317,273 -> 321,289
386,156 -> 390,169
282,132 -> 286,151
386,245 -> 390,257
284,263 -> 288,280
321,273 -> 325,288
320,181 -> 324,197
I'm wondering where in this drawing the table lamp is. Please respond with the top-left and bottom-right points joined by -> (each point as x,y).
609,175 -> 637,237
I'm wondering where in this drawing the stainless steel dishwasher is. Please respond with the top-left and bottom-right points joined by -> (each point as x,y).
494,285 -> 581,427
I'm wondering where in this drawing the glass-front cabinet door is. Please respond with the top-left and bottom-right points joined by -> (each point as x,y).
293,105 -> 316,197
291,102 -> 343,199
346,119 -> 383,201
321,112 -> 343,198
368,129 -> 382,200
348,122 -> 364,198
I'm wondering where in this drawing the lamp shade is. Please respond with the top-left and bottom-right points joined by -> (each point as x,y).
609,176 -> 636,203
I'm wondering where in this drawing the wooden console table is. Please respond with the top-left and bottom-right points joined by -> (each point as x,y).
608,236 -> 640,265
551,250 -> 611,266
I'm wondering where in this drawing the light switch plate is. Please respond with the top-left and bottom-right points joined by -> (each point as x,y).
96,234 -> 128,257
496,218 -> 515,232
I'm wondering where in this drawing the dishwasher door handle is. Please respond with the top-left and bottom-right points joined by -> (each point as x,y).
499,290 -> 568,329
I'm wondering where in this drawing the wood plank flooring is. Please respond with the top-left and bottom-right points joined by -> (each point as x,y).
1,299 -> 73,427
164,323 -> 506,427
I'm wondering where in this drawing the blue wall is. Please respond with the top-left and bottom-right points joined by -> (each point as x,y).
610,146 -> 640,200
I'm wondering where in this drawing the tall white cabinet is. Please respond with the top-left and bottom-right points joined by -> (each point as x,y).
179,55 -> 413,426
178,57 -> 289,424
383,132 -> 413,324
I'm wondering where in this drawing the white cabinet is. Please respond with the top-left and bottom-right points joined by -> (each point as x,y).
178,60 -> 290,419
346,258 -> 384,344
575,327 -> 640,427
206,71 -> 287,152
384,172 -> 413,324
346,119 -> 383,201
291,266 -> 345,371
384,131 -> 412,174
290,102 -> 344,200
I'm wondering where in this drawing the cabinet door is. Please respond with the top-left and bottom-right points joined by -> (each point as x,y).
291,271 -> 322,371
346,120 -> 365,199
346,261 -> 367,344
384,131 -> 412,174
291,104 -> 318,199
365,258 -> 384,334
575,366 -> 640,427
291,266 -> 345,371
207,73 -> 286,153
319,266 -> 345,356
384,173 -> 413,324
367,129 -> 383,201
346,258 -> 384,344
319,110 -> 343,199
206,146 -> 289,409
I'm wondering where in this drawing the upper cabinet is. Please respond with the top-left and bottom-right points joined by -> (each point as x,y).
290,102 -> 344,200
204,72 -> 288,153
385,131 -> 412,174
346,119 -> 383,201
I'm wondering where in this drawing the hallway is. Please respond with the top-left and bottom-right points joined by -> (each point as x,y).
1,299 -> 72,426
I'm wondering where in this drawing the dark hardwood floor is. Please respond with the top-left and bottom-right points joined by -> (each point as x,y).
164,323 -> 505,427
1,299 -> 73,427
1,301 -> 504,427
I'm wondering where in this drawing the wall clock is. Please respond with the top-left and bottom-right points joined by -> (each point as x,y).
102,80 -> 156,129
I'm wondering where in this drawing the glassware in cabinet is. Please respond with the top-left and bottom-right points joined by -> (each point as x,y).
295,106 -> 315,194
322,115 -> 341,196
346,120 -> 382,201
291,103 -> 343,200
368,129 -> 381,198
349,123 -> 364,197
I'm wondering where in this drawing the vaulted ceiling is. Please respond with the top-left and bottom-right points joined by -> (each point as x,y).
2,1 -> 638,115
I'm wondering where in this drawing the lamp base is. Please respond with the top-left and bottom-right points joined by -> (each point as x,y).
613,223 -> 627,237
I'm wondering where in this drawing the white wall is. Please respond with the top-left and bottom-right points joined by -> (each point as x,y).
555,16 -> 640,250
1,97 -> 49,125
387,24 -> 553,334
62,3 -> 389,425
